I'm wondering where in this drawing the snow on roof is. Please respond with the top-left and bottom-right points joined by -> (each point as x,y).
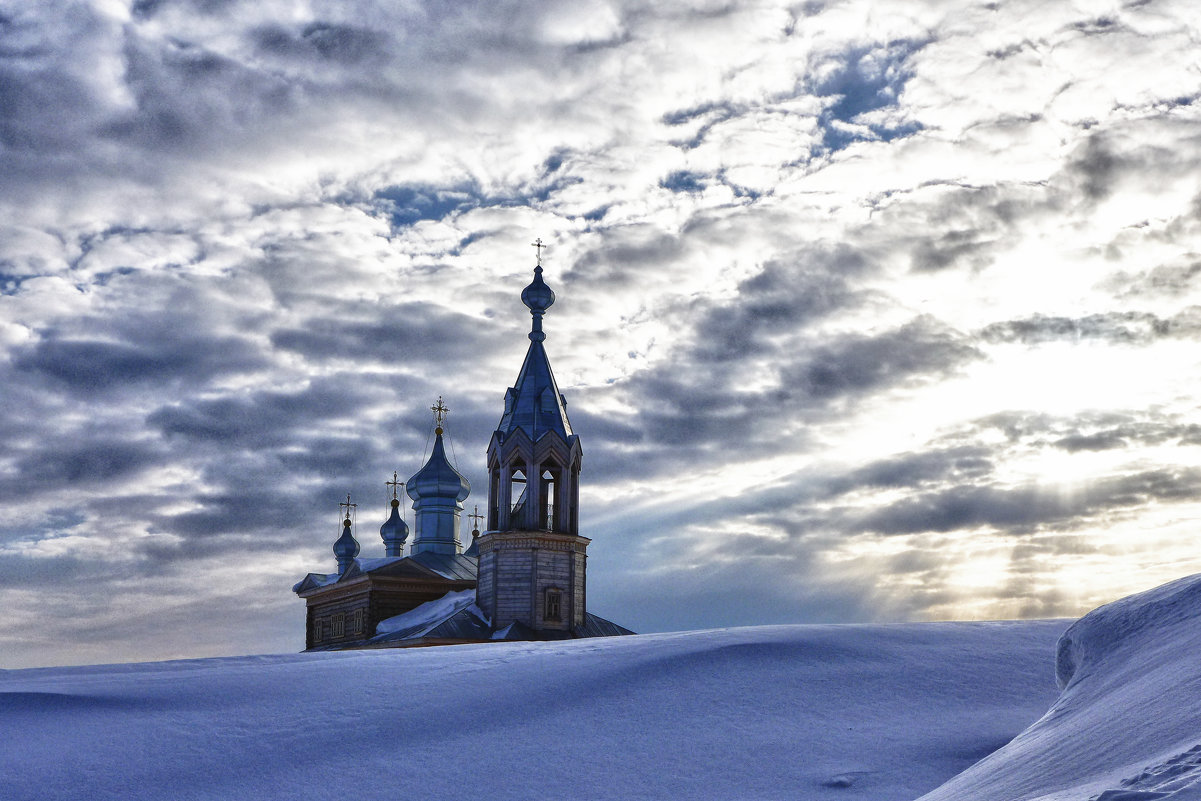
372,589 -> 478,640
352,556 -> 402,573
291,572 -> 338,593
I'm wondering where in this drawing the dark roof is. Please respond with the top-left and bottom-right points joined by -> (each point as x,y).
493,613 -> 635,641
294,553 -> 477,596
577,613 -> 636,638
409,551 -> 477,581
496,339 -> 574,441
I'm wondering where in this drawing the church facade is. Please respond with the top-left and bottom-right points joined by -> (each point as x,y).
293,255 -> 632,649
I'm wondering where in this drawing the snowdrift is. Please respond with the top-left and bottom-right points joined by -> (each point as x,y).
1,621 -> 1064,801
7,574 -> 1201,801
918,573 -> 1201,801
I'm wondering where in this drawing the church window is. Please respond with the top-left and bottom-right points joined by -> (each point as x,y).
332,613 -> 345,638
312,619 -> 324,643
544,588 -> 562,622
352,609 -> 365,634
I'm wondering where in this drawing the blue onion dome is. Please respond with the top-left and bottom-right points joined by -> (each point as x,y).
333,517 -> 360,559
464,520 -> 481,557
521,265 -> 555,315
406,428 -> 471,504
380,498 -> 409,546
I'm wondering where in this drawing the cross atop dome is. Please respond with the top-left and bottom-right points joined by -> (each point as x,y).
520,243 -> 556,342
332,493 -> 360,574
339,493 -> 356,525
431,396 -> 449,433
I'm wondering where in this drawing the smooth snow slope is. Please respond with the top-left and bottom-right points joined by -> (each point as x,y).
918,574 -> 1201,801
0,621 -> 1065,801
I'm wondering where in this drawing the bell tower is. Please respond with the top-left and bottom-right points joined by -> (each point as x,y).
476,243 -> 589,635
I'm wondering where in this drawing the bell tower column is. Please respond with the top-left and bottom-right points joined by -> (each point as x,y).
475,243 -> 590,636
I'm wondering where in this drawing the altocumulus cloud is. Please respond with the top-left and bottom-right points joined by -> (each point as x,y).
1,0 -> 1200,667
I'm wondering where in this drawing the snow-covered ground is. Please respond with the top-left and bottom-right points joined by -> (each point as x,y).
919,574 -> 1201,801
3,576 -> 1200,801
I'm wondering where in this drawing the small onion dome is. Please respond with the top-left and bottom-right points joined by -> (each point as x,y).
333,516 -> 359,574
521,265 -> 555,315
380,498 -> 409,557
406,429 -> 471,504
464,526 -> 481,557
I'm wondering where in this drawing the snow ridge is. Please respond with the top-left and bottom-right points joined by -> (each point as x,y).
920,573 -> 1201,801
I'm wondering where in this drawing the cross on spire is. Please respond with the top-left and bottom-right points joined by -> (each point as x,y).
386,471 -> 403,501
531,237 -> 545,266
339,493 -> 356,523
469,504 -> 484,533
431,396 -> 449,429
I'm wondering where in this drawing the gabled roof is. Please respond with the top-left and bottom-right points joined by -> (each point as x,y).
292,572 -> 339,593
293,553 -> 477,596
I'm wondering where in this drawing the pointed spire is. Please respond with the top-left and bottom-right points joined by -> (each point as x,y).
497,253 -> 573,440
333,494 -> 359,574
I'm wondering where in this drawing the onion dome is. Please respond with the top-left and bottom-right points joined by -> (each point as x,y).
406,423 -> 471,555
407,428 -> 471,504
464,524 -> 481,557
521,265 -> 556,343
333,515 -> 359,575
379,498 -> 409,558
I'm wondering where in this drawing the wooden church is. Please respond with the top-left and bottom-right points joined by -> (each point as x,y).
293,251 -> 633,649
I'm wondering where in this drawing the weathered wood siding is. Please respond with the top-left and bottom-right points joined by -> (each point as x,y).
494,548 -> 534,628
573,551 -> 587,625
534,549 -> 571,630
476,550 -> 495,619
307,592 -> 370,648
477,531 -> 590,632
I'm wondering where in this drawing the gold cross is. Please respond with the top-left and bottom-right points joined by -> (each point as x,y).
469,505 -> 484,532
339,493 -> 356,522
386,471 -> 403,500
531,237 -> 545,266
431,396 -> 449,427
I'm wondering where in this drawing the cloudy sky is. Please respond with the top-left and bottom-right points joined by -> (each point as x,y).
1,0 -> 1199,668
